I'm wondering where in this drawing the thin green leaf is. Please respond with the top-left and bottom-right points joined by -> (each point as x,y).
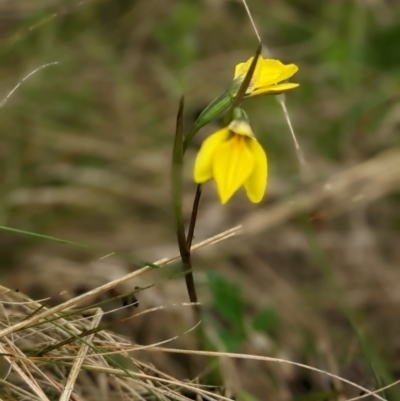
0,225 -> 89,248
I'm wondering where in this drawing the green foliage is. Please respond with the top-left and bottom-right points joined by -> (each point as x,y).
208,271 -> 246,351
154,1 -> 200,70
369,22 -> 400,70
252,306 -> 279,334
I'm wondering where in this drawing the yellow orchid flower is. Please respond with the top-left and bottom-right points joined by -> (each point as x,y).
234,57 -> 299,97
194,120 -> 267,204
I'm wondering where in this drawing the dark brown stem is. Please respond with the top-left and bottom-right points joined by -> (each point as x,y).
172,97 -> 199,305
180,184 -> 203,305
224,43 -> 262,124
186,184 -> 202,250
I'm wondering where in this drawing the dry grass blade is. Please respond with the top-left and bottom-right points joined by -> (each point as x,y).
0,343 -> 50,401
0,62 -> 59,108
59,308 -> 103,401
241,0 -> 262,43
70,364 -> 232,401
0,225 -> 241,339
4,336 -> 63,398
240,0 -> 306,178
0,379 -> 43,401
0,222 -> 239,401
277,94 -> 309,179
346,378 -> 400,401
147,347 -> 387,401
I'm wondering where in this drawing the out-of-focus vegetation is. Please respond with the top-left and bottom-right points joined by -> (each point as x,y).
1,0 -> 400,400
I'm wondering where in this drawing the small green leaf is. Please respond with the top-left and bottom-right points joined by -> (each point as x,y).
252,307 -> 279,332
208,271 -> 246,351
183,91 -> 233,152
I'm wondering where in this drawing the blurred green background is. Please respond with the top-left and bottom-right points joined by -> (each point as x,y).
1,0 -> 400,399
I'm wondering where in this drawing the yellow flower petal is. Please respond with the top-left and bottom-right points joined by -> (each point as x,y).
233,57 -> 298,98
234,57 -> 262,80
274,64 -> 298,83
249,83 -> 299,97
234,59 -> 251,79
194,128 -> 229,183
256,61 -> 286,85
244,139 -> 267,203
234,56 -> 264,93
255,60 -> 296,87
260,59 -> 286,70
213,135 -> 254,204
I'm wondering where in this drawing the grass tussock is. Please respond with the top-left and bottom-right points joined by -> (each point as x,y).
0,226 -> 241,401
